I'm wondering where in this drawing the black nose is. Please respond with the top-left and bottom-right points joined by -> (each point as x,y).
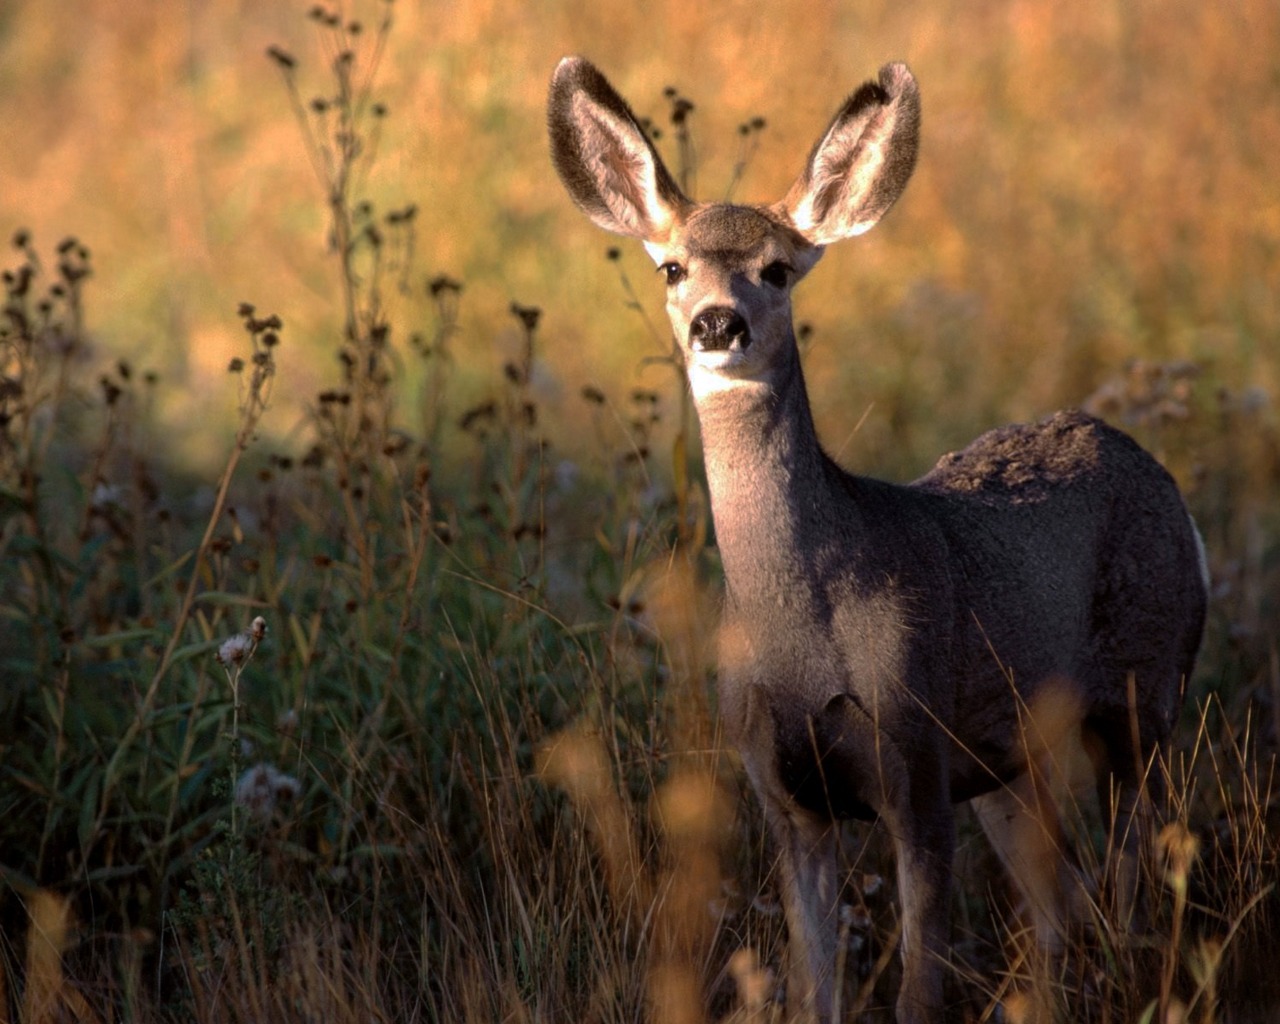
689,306 -> 750,352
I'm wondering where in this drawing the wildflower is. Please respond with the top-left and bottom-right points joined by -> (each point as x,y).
216,633 -> 253,667
235,763 -> 302,822
90,481 -> 122,511
216,617 -> 266,668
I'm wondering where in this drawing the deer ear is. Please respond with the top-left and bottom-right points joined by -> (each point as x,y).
779,62 -> 920,246
548,57 -> 689,241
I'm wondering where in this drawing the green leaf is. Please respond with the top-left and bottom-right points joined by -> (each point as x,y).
0,861 -> 39,894
170,638 -> 223,665
144,549 -> 195,589
0,484 -> 27,523
194,591 -> 270,608
83,627 -> 164,649
78,769 -> 102,848
84,863 -> 144,884
288,612 -> 318,666
40,685 -> 63,731
179,761 -> 220,807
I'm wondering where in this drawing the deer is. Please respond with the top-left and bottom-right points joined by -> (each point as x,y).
547,56 -> 1208,1023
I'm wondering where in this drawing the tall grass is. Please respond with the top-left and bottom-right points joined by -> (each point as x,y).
1,3 -> 1277,1022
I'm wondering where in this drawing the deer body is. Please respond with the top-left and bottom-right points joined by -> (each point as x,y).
548,58 -> 1207,1023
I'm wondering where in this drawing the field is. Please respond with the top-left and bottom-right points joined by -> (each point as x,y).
1,1 -> 1278,1021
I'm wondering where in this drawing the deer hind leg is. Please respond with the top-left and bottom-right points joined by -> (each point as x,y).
972,770 -> 1078,954
1087,710 -> 1167,933
972,769 -> 1087,1024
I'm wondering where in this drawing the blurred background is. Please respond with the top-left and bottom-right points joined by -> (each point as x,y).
3,0 -> 1276,479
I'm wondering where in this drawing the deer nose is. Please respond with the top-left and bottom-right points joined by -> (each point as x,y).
689,307 -> 750,352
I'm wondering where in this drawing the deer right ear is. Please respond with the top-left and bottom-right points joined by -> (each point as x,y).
548,57 -> 688,242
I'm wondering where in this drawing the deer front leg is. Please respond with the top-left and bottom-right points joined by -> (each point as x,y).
766,804 -> 840,1023
883,773 -> 955,1024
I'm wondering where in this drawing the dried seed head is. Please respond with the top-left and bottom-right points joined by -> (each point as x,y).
428,274 -> 462,296
509,302 -> 541,332
266,46 -> 297,70
1158,821 -> 1200,891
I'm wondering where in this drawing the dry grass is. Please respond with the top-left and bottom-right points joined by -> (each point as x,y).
1,1 -> 1277,1022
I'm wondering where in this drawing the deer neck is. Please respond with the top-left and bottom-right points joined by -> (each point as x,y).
692,345 -> 862,609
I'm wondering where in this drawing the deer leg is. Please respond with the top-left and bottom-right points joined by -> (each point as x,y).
972,769 -> 1076,952
765,805 -> 840,1023
1097,762 -> 1158,932
882,779 -> 954,1024
1089,713 -> 1165,932
971,771 -> 1080,1024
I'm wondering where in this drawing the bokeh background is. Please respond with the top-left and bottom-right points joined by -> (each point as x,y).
4,0 -> 1276,478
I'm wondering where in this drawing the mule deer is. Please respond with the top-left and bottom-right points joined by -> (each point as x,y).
548,57 -> 1207,1023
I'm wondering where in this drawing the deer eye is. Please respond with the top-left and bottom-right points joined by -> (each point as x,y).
760,261 -> 792,289
658,261 -> 686,287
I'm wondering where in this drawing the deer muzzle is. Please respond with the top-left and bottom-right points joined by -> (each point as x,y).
689,306 -> 751,353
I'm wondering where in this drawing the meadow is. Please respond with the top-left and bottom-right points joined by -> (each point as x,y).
1,1 -> 1278,1021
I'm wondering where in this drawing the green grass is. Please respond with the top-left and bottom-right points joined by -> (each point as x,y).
1,4 -> 1278,1022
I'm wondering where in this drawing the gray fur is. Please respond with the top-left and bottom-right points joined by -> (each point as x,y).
548,56 -> 1207,1024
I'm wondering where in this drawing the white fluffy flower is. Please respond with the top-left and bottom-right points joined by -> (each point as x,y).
217,633 -> 253,666
235,763 -> 302,821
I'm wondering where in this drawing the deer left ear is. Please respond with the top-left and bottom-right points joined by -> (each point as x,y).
548,57 -> 690,242
778,62 -> 920,246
